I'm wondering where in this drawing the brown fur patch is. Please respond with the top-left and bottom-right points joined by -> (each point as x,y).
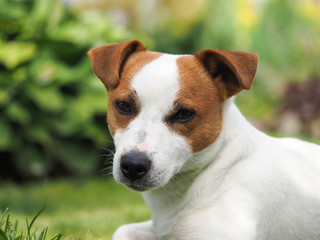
107,51 -> 162,135
169,56 -> 225,153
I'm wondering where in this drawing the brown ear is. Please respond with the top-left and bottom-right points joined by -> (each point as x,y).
195,49 -> 258,98
88,40 -> 146,90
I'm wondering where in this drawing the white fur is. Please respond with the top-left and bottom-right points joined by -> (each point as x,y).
112,55 -> 320,240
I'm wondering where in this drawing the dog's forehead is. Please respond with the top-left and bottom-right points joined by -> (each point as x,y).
130,54 -> 184,111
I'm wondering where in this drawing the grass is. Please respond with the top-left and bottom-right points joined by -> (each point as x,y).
0,207 -> 63,240
0,178 -> 149,240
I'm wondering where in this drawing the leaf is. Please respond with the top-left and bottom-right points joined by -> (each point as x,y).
0,42 -> 37,69
15,146 -> 48,177
6,102 -> 31,125
27,85 -> 64,113
54,58 -> 92,85
55,139 -> 98,174
0,119 -> 12,150
25,124 -> 52,146
0,89 -> 10,107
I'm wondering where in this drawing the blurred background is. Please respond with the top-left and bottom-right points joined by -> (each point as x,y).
0,0 -> 319,238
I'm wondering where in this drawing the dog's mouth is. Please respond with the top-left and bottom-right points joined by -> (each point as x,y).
126,183 -> 150,192
119,175 -> 160,192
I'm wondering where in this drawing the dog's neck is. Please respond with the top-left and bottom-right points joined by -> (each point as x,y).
142,98 -> 265,237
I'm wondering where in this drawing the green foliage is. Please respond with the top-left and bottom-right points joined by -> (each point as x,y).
250,0 -> 320,80
0,0 -> 140,178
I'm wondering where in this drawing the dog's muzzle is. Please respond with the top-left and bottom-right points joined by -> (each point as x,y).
120,151 -> 151,181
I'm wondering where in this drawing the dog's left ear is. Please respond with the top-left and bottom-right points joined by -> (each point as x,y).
195,49 -> 258,98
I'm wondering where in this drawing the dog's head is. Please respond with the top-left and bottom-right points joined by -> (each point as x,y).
88,40 -> 258,191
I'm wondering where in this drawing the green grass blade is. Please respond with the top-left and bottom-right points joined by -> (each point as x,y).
30,228 -> 37,240
39,227 -> 48,240
0,229 -> 8,240
37,231 -> 43,240
13,220 -> 18,232
11,228 -> 16,240
26,218 -> 30,240
0,208 -> 9,228
27,207 -> 46,233
12,220 -> 18,240
18,231 -> 24,240
4,215 -> 10,235
27,207 -> 46,240
50,233 -> 63,240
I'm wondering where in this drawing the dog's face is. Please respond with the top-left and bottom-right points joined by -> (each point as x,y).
88,40 -> 258,191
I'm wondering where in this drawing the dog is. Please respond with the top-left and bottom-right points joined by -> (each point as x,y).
88,40 -> 320,240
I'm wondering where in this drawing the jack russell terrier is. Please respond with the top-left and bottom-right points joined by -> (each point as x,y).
88,40 -> 320,240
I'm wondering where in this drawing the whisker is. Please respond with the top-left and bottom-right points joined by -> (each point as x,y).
101,160 -> 113,177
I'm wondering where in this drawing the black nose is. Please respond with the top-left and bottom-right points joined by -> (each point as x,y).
120,151 -> 151,181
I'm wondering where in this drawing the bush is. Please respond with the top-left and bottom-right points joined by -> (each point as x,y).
0,0 -> 139,179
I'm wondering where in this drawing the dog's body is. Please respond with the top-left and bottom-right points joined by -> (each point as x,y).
88,40 -> 320,240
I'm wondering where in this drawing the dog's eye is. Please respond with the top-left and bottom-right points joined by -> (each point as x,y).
115,101 -> 132,114
173,109 -> 195,122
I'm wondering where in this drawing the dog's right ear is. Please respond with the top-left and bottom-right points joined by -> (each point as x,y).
88,40 -> 146,90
